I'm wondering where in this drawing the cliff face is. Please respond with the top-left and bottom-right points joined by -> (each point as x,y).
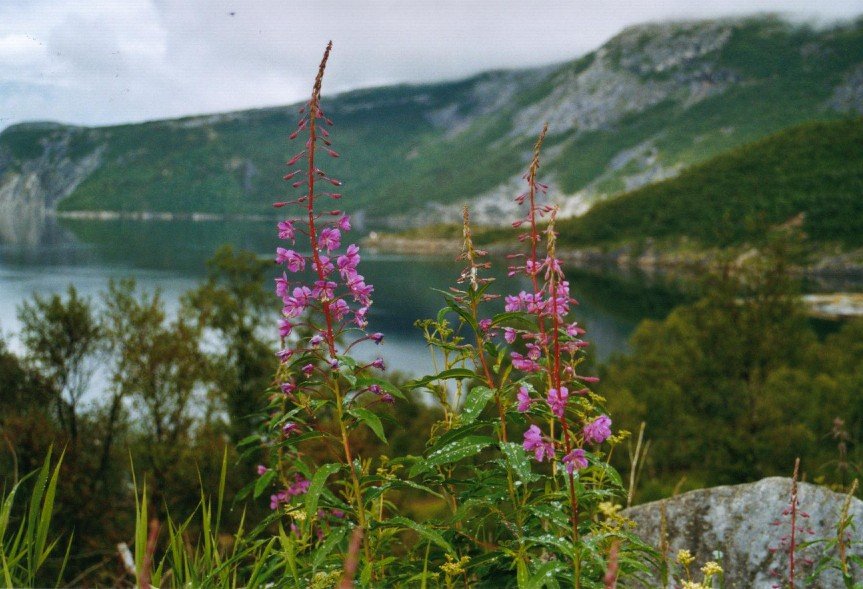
0,125 -> 104,245
1,15 -> 861,237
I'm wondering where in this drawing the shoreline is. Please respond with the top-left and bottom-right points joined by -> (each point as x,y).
51,209 -> 275,222
362,233 -> 863,318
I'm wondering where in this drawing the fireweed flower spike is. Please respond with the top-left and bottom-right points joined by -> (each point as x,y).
264,42 -> 385,568
504,123 -> 616,581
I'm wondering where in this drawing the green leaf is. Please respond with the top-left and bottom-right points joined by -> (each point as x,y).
461,386 -> 495,424
413,435 -> 495,476
348,407 -> 387,443
409,368 -> 477,389
517,558 -> 529,588
279,431 -> 326,447
447,299 -> 479,332
356,376 -> 406,400
384,517 -> 453,554
529,503 -> 569,530
336,355 -> 358,369
253,469 -> 276,499
312,526 -> 347,569
491,311 -> 536,329
368,478 -> 446,501
237,434 -> 260,447
426,421 -> 488,456
525,534 -> 574,557
500,442 -> 536,483
305,463 -> 342,522
526,561 -> 566,589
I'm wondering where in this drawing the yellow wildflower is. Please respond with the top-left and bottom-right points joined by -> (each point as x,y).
440,554 -> 470,576
598,501 -> 622,517
676,548 -> 695,566
701,560 -> 723,577
288,508 -> 307,521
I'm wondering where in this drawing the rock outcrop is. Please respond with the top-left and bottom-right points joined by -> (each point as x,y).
622,477 -> 863,588
0,124 -> 104,245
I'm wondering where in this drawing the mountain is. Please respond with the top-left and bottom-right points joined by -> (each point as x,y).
554,118 -> 863,251
1,15 -> 862,235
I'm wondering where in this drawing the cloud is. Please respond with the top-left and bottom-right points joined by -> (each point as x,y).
0,0 -> 860,129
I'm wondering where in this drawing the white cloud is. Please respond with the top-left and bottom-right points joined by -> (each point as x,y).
0,0 -> 860,129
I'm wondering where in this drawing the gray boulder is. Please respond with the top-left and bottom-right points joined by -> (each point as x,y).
621,477 -> 863,588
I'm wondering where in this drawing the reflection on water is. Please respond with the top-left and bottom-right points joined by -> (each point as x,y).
0,219 -> 689,375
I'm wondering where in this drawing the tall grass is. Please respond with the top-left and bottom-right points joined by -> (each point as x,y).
0,450 -> 69,588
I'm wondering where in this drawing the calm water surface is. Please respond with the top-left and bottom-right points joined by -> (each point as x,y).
0,219 -> 687,383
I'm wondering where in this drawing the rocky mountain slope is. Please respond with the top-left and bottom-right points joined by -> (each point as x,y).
555,118 -> 863,250
1,15 -> 861,234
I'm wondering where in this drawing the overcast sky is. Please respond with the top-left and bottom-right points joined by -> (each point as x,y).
1,1 -> 860,130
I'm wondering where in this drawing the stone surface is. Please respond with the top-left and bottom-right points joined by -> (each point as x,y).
622,477 -> 863,588
0,126 -> 104,246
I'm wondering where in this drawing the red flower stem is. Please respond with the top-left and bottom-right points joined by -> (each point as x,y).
305,42 -> 372,573
528,125 -> 580,587
307,42 -> 338,360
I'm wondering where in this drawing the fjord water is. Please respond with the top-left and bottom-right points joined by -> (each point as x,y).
0,218 -> 685,378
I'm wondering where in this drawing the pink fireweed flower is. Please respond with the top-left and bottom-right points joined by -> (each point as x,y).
346,274 -> 373,305
312,280 -> 337,300
256,464 -> 268,476
291,286 -> 312,306
278,319 -> 293,338
337,244 -> 361,276
504,294 -> 523,312
275,274 -> 289,299
583,414 -> 612,444
525,259 -> 542,276
319,227 -> 341,251
547,386 -> 569,418
566,323 -> 586,337
516,386 -> 533,412
371,357 -> 385,370
287,475 -> 310,497
282,422 -> 300,436
523,424 -> 554,462
330,298 -> 350,322
562,341 -> 589,354
282,298 -> 305,318
562,448 -> 588,474
270,490 -> 288,510
312,255 -> 335,277
280,381 -> 296,395
370,332 -> 384,344
524,292 -> 546,315
276,248 -> 305,272
338,215 -> 351,231
302,363 -> 314,376
278,220 -> 296,241
276,348 -> 293,362
525,343 -> 541,361
511,352 -> 540,373
309,334 -> 323,348
354,306 -> 369,328
503,327 -> 517,344
542,256 -> 563,278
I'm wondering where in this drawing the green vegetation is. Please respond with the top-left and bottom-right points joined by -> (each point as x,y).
3,21 -> 863,585
2,16 -> 861,220
0,248 -> 442,585
602,236 -> 863,501
557,118 -> 863,249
